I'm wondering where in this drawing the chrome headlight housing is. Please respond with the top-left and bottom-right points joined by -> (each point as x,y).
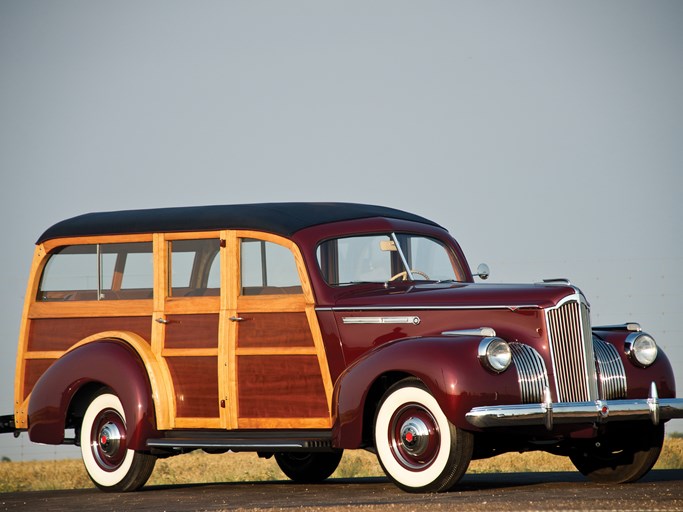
478,337 -> 512,373
625,332 -> 658,368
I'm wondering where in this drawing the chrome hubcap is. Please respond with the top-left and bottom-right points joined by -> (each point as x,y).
400,417 -> 430,457
98,422 -> 122,456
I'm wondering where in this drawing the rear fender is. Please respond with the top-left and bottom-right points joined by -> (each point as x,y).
27,339 -> 160,449
332,335 -> 521,448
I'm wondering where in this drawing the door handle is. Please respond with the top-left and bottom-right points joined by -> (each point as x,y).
229,316 -> 245,322
155,317 -> 171,324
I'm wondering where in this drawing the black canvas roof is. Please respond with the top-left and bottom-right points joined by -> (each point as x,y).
37,202 -> 443,243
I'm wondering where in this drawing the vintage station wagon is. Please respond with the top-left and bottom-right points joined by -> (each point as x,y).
1,202 -> 682,492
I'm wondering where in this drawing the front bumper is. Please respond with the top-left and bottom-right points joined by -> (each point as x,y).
466,382 -> 683,430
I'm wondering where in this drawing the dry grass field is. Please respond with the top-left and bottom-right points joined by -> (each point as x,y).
1,437 -> 681,493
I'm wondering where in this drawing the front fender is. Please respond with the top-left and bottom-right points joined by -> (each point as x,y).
332,335 -> 522,448
27,340 -> 159,449
594,329 -> 677,398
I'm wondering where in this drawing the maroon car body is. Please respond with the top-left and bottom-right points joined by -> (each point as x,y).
2,203 -> 681,493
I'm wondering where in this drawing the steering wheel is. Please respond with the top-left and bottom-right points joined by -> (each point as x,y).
389,269 -> 430,281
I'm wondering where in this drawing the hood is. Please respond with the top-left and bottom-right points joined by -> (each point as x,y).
331,281 -> 582,310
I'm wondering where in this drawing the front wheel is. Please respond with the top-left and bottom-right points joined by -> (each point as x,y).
80,391 -> 156,492
374,378 -> 473,493
569,422 -> 664,483
274,451 -> 343,483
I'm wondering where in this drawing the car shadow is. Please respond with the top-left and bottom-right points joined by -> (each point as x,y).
140,469 -> 683,494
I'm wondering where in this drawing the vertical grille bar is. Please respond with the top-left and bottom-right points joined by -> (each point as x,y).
546,297 -> 597,403
511,343 -> 549,403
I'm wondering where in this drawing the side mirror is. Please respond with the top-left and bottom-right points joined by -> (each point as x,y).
474,263 -> 490,280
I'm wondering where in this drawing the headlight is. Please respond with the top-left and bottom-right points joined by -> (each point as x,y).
625,332 -> 658,367
478,337 -> 512,373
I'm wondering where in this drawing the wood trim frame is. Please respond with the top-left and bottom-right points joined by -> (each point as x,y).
15,244 -> 47,427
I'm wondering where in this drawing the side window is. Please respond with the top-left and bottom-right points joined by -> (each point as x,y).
169,239 -> 220,297
317,235 -> 396,285
38,242 -> 153,301
38,245 -> 98,300
240,239 -> 302,295
100,243 -> 153,299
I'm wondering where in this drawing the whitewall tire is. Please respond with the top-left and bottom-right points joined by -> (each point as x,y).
374,379 -> 473,493
80,392 -> 155,492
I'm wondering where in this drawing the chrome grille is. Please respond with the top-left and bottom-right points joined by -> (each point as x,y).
510,343 -> 549,403
546,297 -> 598,402
593,337 -> 627,399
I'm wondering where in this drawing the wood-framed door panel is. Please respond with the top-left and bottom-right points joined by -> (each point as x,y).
156,232 -> 224,429
226,231 -> 333,430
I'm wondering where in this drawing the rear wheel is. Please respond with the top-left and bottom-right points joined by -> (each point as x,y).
569,422 -> 664,483
274,451 -> 343,483
374,378 -> 473,493
80,392 -> 156,492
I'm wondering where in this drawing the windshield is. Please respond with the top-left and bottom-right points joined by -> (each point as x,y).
316,233 -> 461,286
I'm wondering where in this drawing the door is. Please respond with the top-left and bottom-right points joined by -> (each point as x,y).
225,232 -> 333,429
158,233 -> 222,429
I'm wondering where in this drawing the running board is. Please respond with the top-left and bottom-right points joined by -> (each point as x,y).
147,430 -> 334,453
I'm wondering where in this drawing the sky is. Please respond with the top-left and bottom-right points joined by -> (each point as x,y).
0,1 -> 681,461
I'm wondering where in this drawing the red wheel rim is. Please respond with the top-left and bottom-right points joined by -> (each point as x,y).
388,403 -> 440,471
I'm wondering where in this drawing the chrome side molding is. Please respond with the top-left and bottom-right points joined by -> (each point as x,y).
442,327 -> 497,337
342,316 -> 421,325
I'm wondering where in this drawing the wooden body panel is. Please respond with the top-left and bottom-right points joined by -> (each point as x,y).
236,312 -> 314,349
28,317 -> 152,352
165,356 -> 219,418
16,229 -> 334,434
164,314 -> 219,349
237,355 -> 329,418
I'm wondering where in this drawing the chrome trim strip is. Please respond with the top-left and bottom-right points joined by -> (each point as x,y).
594,323 -> 642,332
442,327 -> 496,337
342,316 -> 421,325
316,305 -> 541,312
147,439 -> 306,450
466,398 -> 683,429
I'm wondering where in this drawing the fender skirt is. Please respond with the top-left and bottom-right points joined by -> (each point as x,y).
27,340 -> 159,449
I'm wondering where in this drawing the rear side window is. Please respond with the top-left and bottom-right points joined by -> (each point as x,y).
38,242 -> 153,301
168,238 -> 220,297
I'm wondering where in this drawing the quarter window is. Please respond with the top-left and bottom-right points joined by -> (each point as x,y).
38,242 -> 153,301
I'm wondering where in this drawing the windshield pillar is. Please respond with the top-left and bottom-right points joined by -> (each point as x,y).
390,232 -> 413,280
